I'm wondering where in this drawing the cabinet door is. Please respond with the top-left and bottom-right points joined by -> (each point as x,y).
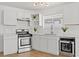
17,11 -> 25,19
47,37 -> 59,55
40,37 -> 48,52
24,12 -> 31,19
3,26 -> 17,55
32,36 -> 40,50
4,36 -> 17,55
64,3 -> 79,24
4,10 -> 17,25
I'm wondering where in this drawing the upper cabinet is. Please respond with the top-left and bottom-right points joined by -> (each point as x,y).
3,9 -> 32,26
17,11 -> 31,20
24,11 -> 31,19
3,10 -> 17,25
64,3 -> 79,24
17,11 -> 25,19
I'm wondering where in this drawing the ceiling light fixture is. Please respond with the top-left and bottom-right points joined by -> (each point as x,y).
33,2 -> 48,7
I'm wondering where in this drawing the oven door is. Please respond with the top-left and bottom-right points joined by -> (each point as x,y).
19,37 -> 31,48
61,42 -> 72,53
60,41 -> 73,53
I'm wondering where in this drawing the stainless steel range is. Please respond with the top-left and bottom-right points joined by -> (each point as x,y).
16,29 -> 32,53
59,37 -> 75,57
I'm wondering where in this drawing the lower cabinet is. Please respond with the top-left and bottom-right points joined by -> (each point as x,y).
47,37 -> 59,55
32,35 -> 40,50
40,37 -> 48,52
3,26 -> 17,55
4,38 -> 17,55
32,35 -> 59,55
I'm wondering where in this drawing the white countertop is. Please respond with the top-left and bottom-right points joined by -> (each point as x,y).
33,33 -> 79,38
33,34 -> 56,36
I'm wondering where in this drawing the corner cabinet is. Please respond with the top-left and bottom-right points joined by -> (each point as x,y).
64,3 -> 79,24
3,10 -> 17,25
32,35 -> 48,52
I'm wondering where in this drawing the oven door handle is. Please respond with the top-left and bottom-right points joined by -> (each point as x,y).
60,41 -> 72,43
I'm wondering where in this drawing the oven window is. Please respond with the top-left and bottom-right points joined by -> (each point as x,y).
61,42 -> 72,53
20,38 -> 31,46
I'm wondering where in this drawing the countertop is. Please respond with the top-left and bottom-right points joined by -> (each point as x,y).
33,33 -> 79,38
33,34 -> 57,36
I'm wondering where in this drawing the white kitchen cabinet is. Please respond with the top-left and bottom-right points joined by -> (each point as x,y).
40,36 -> 48,52
32,35 -> 59,55
4,10 -> 17,25
17,11 -> 31,20
32,35 -> 40,50
24,12 -> 31,19
47,36 -> 59,55
32,35 -> 47,51
3,33 -> 17,55
17,11 -> 25,19
64,3 -> 79,24
4,36 -> 17,55
3,26 -> 17,55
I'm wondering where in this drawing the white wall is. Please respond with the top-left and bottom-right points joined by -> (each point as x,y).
35,3 -> 64,16
36,3 -> 73,16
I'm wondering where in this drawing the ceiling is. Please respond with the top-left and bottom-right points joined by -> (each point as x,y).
0,2 -> 65,10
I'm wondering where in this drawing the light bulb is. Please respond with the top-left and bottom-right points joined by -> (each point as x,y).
33,2 -> 48,7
